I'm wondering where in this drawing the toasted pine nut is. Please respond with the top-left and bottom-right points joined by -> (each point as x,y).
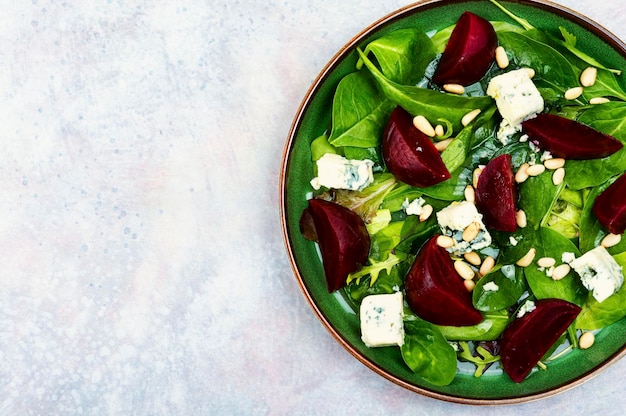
516,209 -> 527,228
435,138 -> 453,152
537,257 -> 556,268
443,83 -> 465,95
454,260 -> 475,280
495,46 -> 509,69
589,97 -> 610,105
579,331 -> 595,349
516,248 -> 537,267
437,235 -> 455,248
419,204 -> 433,222
464,279 -> 476,292
464,251 -> 482,266
522,67 -> 536,78
462,222 -> 480,242
473,167 -> 483,188
413,115 -> 436,137
580,67 -> 597,87
462,109 -> 481,127
435,124 -> 445,137
479,256 -> 495,276
601,233 -> 622,248
526,164 -> 546,177
552,264 -> 571,280
464,185 -> 475,203
544,158 -> 565,170
552,167 -> 565,185
564,86 -> 583,100
515,163 -> 530,183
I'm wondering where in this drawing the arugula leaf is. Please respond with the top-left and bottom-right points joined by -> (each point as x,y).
489,0 -> 534,31
346,253 -> 402,286
558,26 -> 622,75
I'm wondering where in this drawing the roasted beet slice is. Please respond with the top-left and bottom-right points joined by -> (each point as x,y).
405,236 -> 483,326
382,106 -> 450,188
522,113 -> 623,159
301,198 -> 370,292
500,299 -> 581,383
475,154 -> 517,232
593,173 -> 626,234
432,11 -> 498,86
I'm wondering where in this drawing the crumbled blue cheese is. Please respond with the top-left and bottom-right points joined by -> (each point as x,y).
517,300 -> 536,318
483,281 -> 499,292
310,153 -> 374,191
562,252 -> 576,264
486,69 -> 544,144
403,197 -> 426,216
360,292 -> 405,348
436,201 -> 492,255
568,246 -> 624,303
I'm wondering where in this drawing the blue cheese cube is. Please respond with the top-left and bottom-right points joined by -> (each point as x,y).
568,246 -> 624,303
310,153 -> 374,191
436,201 -> 492,255
486,69 -> 544,144
360,292 -> 405,348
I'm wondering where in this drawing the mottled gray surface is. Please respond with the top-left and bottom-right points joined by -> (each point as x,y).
0,0 -> 624,414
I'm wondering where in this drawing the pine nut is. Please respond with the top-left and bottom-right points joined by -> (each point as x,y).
454,260 -> 475,280
419,204 -> 433,222
479,256 -> 495,276
589,97 -> 610,105
516,248 -> 537,267
601,233 -> 622,248
522,67 -> 536,78
564,86 -> 583,100
437,235 -> 455,248
552,167 -> 565,185
537,257 -> 556,268
464,185 -> 475,203
464,251 -> 482,266
435,138 -> 453,152
551,264 -> 571,280
413,115 -> 436,137
515,163 -> 530,183
464,279 -> 476,292
462,109 -> 481,127
443,83 -> 465,95
580,67 -> 597,87
544,158 -> 565,170
495,46 -> 509,69
435,124 -> 445,137
516,209 -> 527,228
462,222 -> 480,242
579,331 -> 595,349
526,164 -> 546,177
473,167 -> 483,188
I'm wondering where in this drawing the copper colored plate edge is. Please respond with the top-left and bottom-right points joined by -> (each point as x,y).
279,0 -> 626,405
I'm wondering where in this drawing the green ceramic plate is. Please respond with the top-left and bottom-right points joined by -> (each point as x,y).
280,0 -> 626,404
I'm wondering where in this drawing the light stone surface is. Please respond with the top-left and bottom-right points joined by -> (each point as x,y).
0,0 -> 624,414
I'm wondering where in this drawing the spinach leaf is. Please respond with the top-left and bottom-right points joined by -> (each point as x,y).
437,310 -> 509,341
360,28 -> 436,85
564,102 -> 626,190
343,266 -> 405,306
523,227 -> 587,305
356,48 -> 494,132
401,319 -> 457,386
328,70 -> 395,148
575,251 -> 626,330
518,170 -> 563,229
473,265 -> 527,312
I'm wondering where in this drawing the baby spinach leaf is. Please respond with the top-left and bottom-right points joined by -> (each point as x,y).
473,265 -> 527,312
523,227 -> 587,305
328,70 -> 395,148
359,28 -> 436,85
401,319 -> 457,386
437,310 -> 509,341
356,48 -> 494,132
518,170 -> 563,229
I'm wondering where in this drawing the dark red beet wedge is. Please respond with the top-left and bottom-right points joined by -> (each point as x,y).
382,106 -> 450,188
522,113 -> 623,159
432,11 -> 498,86
405,236 -> 483,326
301,198 -> 370,293
593,173 -> 626,234
500,299 -> 581,383
475,154 -> 517,232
